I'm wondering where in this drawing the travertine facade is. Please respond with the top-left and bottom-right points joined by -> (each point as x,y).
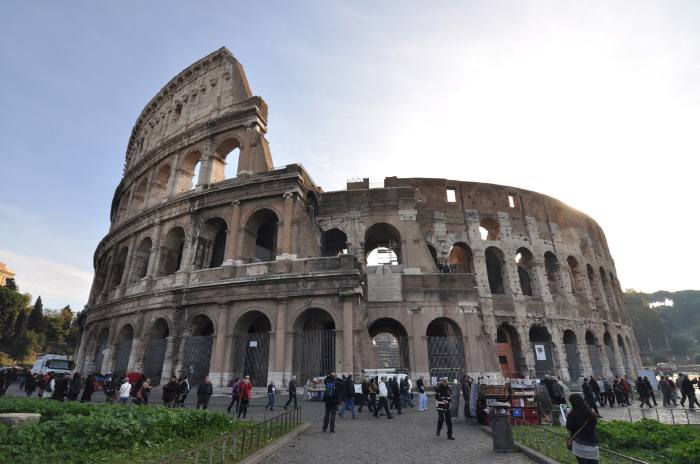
0,262 -> 15,287
76,48 -> 642,389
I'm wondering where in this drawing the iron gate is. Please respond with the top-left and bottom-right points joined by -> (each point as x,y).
93,343 -> 106,373
372,335 -> 410,371
143,337 -> 168,386
233,332 -> 270,386
605,345 -> 619,375
531,342 -> 554,377
427,336 -> 465,381
182,335 -> 213,385
564,343 -> 581,381
588,344 -> 603,377
112,339 -> 133,377
293,330 -> 335,383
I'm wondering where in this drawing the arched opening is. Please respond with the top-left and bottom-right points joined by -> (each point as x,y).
91,328 -> 109,373
142,318 -> 169,386
158,227 -> 186,276
109,246 -> 129,289
516,248 -> 535,296
368,318 -> 410,372
567,256 -> 585,296
182,315 -> 214,385
321,228 -> 348,257
604,332 -> 619,375
211,138 -> 241,182
150,164 -> 171,204
112,324 -> 134,377
496,324 -> 525,378
479,217 -> 500,241
448,243 -> 474,273
587,264 -> 603,308
600,267 -> 616,312
194,217 -> 228,270
292,309 -> 336,383
232,311 -> 272,385
529,325 -> 554,377
242,209 -> 279,262
131,179 -> 148,212
94,255 -> 111,294
544,252 -> 561,296
177,151 -> 203,192
485,246 -> 507,294
365,223 -> 402,265
618,334 -> 630,371
129,237 -> 152,283
586,330 -> 603,377
426,317 -> 466,381
563,330 -> 581,381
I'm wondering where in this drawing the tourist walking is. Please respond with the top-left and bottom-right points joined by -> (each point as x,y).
80,374 -> 95,403
265,381 -> 276,411
435,377 -> 454,440
118,377 -> 131,404
134,377 -> 151,405
339,374 -> 357,419
322,372 -> 341,432
51,374 -> 69,402
603,378 -> 615,407
237,375 -> 252,419
227,377 -> 240,413
196,376 -> 213,409
682,374 -> 700,409
177,376 -> 190,407
358,377 -> 371,413
373,376 -> 393,419
162,376 -> 179,407
417,376 -> 428,411
566,393 -> 600,464
400,375 -> 412,407
284,376 -> 298,410
659,376 -> 672,407
368,377 -> 378,413
24,373 -> 36,397
390,376 -> 402,414
581,378 -> 601,417
635,377 -> 652,408
643,376 -> 657,406
67,373 -> 82,401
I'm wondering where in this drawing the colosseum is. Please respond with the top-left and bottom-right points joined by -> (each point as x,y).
75,48 -> 642,389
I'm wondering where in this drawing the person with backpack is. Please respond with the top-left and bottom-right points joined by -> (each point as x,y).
176,376 -> 190,407
238,375 -> 252,419
265,381 -> 277,411
338,374 -> 357,419
373,376 -> 393,419
284,376 -> 297,410
227,377 -> 240,413
197,376 -> 214,409
322,372 -> 341,432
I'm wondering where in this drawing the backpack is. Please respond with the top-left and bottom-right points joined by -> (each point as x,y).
232,381 -> 241,397
325,380 -> 336,399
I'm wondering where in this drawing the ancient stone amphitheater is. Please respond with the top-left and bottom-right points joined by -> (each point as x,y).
76,48 -> 642,388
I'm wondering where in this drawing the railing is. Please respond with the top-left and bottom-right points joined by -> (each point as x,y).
511,418 -> 647,464
612,405 -> 700,425
162,408 -> 302,464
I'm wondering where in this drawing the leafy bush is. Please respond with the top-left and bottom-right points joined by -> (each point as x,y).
0,397 -> 247,463
598,419 -> 700,463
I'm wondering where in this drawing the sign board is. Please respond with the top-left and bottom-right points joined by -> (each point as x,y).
637,369 -> 658,389
534,344 -> 547,361
249,340 -> 258,348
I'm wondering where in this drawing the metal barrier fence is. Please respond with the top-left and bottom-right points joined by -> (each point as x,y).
615,406 -> 700,425
162,407 -> 302,464
511,419 -> 648,464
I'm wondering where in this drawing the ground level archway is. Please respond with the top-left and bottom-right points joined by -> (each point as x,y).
426,317 -> 466,381
367,318 -> 410,372
292,309 -> 336,383
182,315 -> 214,385
496,323 -> 524,378
142,318 -> 169,386
529,325 -> 554,377
232,311 -> 272,385
112,324 -> 134,377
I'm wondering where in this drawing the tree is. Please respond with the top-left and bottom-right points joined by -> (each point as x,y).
4,277 -> 18,291
29,296 -> 44,331
9,330 -> 38,362
0,285 -> 30,352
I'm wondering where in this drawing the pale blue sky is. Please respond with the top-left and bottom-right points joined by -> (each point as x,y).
1,1 -> 698,309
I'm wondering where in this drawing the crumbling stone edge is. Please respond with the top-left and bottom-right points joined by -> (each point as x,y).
239,423 -> 312,464
480,425 -> 560,464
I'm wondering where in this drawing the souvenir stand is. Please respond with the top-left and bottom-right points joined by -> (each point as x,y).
509,378 -> 540,425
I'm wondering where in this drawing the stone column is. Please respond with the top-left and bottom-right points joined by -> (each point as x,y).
145,222 -> 162,288
549,326 -> 570,382
117,234 -> 138,298
196,142 -> 214,187
279,191 -> 296,259
271,299 -> 288,385
142,167 -> 155,209
224,201 -> 241,265
210,306 -> 231,389
159,336 -> 177,384
127,338 -> 144,373
410,306 -> 429,380
341,294 -> 354,374
517,321 -> 536,377
531,257 -> 551,301
166,153 -> 183,196
75,330 -> 90,374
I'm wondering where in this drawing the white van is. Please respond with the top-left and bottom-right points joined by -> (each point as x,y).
31,354 -> 75,375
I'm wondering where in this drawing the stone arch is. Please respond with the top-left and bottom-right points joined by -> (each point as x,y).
515,247 -> 536,296
496,323 -> 525,378
158,227 -> 186,276
94,254 -> 112,294
241,208 -> 279,262
176,150 -> 203,192
618,334 -> 631,369
426,317 -> 466,381
587,264 -> 603,308
479,216 -> 500,241
211,137 -> 242,183
131,178 -> 148,212
367,318 -> 410,371
150,164 -> 171,204
600,267 -> 616,312
567,256 -> 586,296
603,331 -> 620,375
485,246 -> 507,294
129,237 -> 152,283
562,329 -> 582,381
194,217 -> 228,270
112,324 -> 134,377
292,308 -> 337,382
448,242 -> 474,273
108,246 -> 129,289
321,228 -> 348,257
182,314 -> 215,385
585,330 -> 603,376
231,310 -> 272,385
91,327 -> 110,373
544,251 -> 561,296
426,242 -> 439,270
528,325 -> 554,377
365,222 -> 402,265
142,318 -> 169,386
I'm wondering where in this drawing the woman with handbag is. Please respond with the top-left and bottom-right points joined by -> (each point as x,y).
566,393 -> 599,464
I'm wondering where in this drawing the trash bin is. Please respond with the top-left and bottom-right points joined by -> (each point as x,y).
486,402 -> 515,453
551,406 -> 561,426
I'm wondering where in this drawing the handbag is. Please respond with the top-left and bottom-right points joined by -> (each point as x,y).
566,419 -> 589,450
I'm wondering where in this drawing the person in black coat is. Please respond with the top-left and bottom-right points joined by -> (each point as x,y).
581,378 -> 600,417
435,377 -> 454,440
322,372 -> 341,432
51,374 -> 68,401
390,376 -> 402,414
284,376 -> 298,410
162,376 -> 179,407
24,374 -> 36,397
682,375 -> 700,409
80,374 -> 95,403
67,373 -> 82,401
196,376 -> 214,409
635,377 -> 652,408
566,394 -> 600,463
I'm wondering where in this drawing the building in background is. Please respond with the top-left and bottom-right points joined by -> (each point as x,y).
0,262 -> 15,286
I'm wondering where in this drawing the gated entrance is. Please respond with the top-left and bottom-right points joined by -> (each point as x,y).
586,331 -> 603,377
368,318 -> 410,372
604,333 -> 619,375
496,324 -> 524,378
426,318 -> 465,381
92,328 -> 109,373
182,315 -> 214,385
232,311 -> 272,386
529,325 -> 554,377
292,309 -> 336,382
142,318 -> 169,386
563,330 -> 581,381
112,325 -> 134,377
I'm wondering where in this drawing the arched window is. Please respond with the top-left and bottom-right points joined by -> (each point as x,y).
150,164 -> 171,204
242,209 -> 279,262
567,256 -> 585,296
515,247 -> 535,296
544,251 -> 561,296
129,237 -> 152,283
112,324 -> 134,377
109,246 -> 129,289
426,318 -> 466,381
485,246 -> 506,294
131,178 -> 148,212
479,217 -> 500,241
211,138 -> 241,182
293,308 -> 336,383
365,223 -> 402,265
587,264 -> 603,308
448,243 -> 474,273
321,228 -> 348,257
176,151 -> 202,192
183,315 -> 214,385
94,254 -> 112,293
600,267 -> 617,312
194,217 -> 228,270
158,227 -> 186,276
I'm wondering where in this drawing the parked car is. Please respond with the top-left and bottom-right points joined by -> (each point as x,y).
31,354 -> 75,375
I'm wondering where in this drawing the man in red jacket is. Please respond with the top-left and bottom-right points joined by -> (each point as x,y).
237,375 -> 253,419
